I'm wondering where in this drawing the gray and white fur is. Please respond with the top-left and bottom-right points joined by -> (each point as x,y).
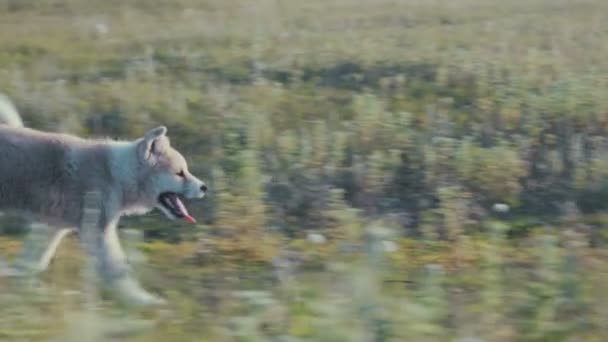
0,94 -> 207,305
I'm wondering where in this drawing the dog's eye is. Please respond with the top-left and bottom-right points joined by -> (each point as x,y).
176,170 -> 185,178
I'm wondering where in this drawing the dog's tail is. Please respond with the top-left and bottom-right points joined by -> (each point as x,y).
0,93 -> 24,128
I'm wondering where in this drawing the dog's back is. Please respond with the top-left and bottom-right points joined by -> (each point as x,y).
0,94 -> 24,128
0,95 -> 93,221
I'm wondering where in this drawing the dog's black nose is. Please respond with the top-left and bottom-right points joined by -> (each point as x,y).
201,184 -> 208,192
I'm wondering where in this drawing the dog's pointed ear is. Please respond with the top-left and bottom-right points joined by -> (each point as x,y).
145,126 -> 167,140
137,126 -> 167,162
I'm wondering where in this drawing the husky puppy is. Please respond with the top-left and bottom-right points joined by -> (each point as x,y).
0,94 -> 207,305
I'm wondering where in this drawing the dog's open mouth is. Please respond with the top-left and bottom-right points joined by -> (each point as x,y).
158,192 -> 196,223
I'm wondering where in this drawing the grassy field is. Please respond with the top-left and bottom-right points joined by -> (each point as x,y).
2,0 -> 608,340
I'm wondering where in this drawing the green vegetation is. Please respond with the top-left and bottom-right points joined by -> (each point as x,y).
2,0 -> 608,340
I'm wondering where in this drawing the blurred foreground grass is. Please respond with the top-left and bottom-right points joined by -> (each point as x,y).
2,221 -> 608,341
2,0 -> 608,340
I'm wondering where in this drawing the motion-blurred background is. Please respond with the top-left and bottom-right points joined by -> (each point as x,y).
1,0 -> 608,340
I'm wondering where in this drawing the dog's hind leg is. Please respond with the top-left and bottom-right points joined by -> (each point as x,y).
36,228 -> 75,272
8,225 -> 75,275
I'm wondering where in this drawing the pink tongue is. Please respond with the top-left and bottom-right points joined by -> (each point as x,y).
173,196 -> 196,224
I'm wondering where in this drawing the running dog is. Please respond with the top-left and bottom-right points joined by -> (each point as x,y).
0,94 -> 207,305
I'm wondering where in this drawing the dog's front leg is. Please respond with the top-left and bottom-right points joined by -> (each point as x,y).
96,216 -> 130,280
81,193 -> 164,306
94,216 -> 165,306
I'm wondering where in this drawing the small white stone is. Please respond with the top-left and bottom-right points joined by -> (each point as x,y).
492,203 -> 510,213
459,338 -> 485,342
94,22 -> 109,36
382,240 -> 398,253
62,290 -> 82,296
307,233 -> 326,244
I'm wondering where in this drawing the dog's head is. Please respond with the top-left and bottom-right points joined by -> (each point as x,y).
135,126 -> 207,223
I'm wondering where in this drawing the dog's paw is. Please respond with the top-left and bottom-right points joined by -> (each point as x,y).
0,258 -> 28,277
0,266 -> 26,277
111,276 -> 167,307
